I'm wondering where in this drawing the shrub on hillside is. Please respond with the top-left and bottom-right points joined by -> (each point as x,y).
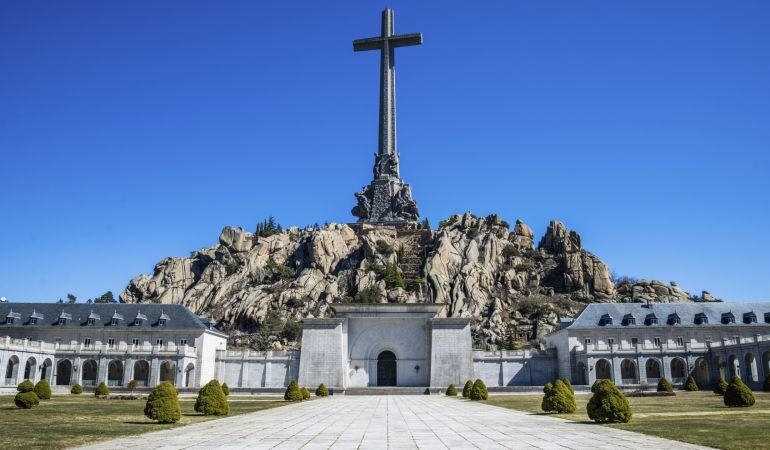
684,376 -> 699,391
34,379 -> 52,400
71,384 -> 84,394
657,378 -> 673,393
316,383 -> 329,397
445,384 -> 458,396
221,383 -> 230,396
587,379 -> 632,423
14,391 -> 40,409
462,380 -> 473,398
763,374 -> 770,392
284,380 -> 302,402
723,376 -> 755,407
195,379 -> 230,415
469,379 -> 488,401
95,382 -> 110,397
17,380 -> 34,393
144,381 -> 181,423
713,376 -> 728,395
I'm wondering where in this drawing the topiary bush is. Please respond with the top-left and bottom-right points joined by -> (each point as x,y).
221,383 -> 230,396
300,387 -> 311,400
14,391 -> 40,409
316,383 -> 329,397
713,376 -> 728,395
542,380 -> 576,413
17,380 -> 34,393
541,382 -> 555,412
723,376 -> 755,407
657,378 -> 673,393
144,381 -> 181,423
684,376 -> 699,391
71,384 -> 83,395
763,374 -> 770,392
95,382 -> 110,397
34,379 -> 52,400
469,379 -> 488,401
284,380 -> 302,402
195,379 -> 230,415
127,379 -> 139,393
462,380 -> 473,398
445,384 -> 458,396
562,378 -> 574,394
587,379 -> 632,423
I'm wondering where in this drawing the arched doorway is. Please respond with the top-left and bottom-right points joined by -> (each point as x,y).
159,361 -> 176,385
744,354 -> 758,383
56,360 -> 72,385
670,358 -> 686,382
694,357 -> 710,386
377,351 -> 397,386
728,355 -> 740,378
714,356 -> 726,379
82,360 -> 98,386
133,360 -> 150,386
595,359 -> 612,380
184,364 -> 195,388
620,359 -> 638,385
108,360 -> 123,386
645,358 -> 662,382
41,359 -> 53,382
24,357 -> 37,381
5,355 -> 19,385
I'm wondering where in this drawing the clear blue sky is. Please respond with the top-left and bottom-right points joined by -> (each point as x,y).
1,1 -> 768,303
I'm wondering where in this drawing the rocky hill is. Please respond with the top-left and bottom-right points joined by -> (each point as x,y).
121,212 -> 714,350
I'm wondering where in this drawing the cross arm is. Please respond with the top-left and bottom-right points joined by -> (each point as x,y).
353,33 -> 423,52
353,37 -> 385,52
389,33 -> 423,48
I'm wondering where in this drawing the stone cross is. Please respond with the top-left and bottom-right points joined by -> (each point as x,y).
353,9 -> 422,180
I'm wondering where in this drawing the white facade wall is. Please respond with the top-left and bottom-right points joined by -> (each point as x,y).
472,349 -> 558,387
217,350 -> 300,388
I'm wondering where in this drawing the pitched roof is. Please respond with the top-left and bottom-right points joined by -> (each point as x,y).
0,303 -> 211,330
566,302 -> 770,329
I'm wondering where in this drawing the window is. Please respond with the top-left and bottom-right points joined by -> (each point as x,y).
733,336 -> 740,344
29,317 -> 38,325
675,337 -> 684,347
110,318 -> 119,326
134,318 -> 142,326
87,318 -> 96,326
705,335 -> 712,345
54,337 -> 62,345
7,317 -> 14,324
584,338 -> 592,346
631,337 -> 639,347
156,339 -> 163,346
607,337 -> 615,347
84,338 -> 92,347
132,338 -> 139,346
159,319 -> 167,326
653,337 -> 662,347
180,339 -> 188,346
108,338 -> 115,348
58,318 -> 66,325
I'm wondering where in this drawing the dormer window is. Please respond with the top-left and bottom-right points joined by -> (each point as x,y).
744,312 -> 757,324
622,314 -> 636,326
598,314 -> 613,326
722,312 -> 735,324
134,310 -> 147,326
695,313 -> 708,325
158,311 -> 170,327
87,318 -> 96,326
58,311 -> 72,325
29,317 -> 38,325
645,313 -> 658,326
58,317 -> 67,325
28,309 -> 44,325
6,310 -> 21,325
7,317 -> 14,325
765,312 -> 770,324
668,313 -> 681,325
159,319 -> 167,326
110,311 -> 124,326
134,318 -> 143,326
111,318 -> 119,326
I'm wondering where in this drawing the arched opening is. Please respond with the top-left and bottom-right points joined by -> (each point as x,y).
184,363 -> 195,388
56,360 -> 72,385
694,357 -> 710,386
670,358 -> 686,382
714,356 -> 726,379
728,355 -> 740,379
5,355 -> 19,385
595,359 -> 612,380
574,362 -> 587,385
41,358 -> 53,382
376,351 -> 397,386
108,360 -> 123,386
645,358 -> 662,382
744,353 -> 758,383
24,357 -> 37,381
133,360 -> 150,386
82,360 -> 98,386
620,359 -> 638,385
159,361 -> 176,385
763,352 -> 770,378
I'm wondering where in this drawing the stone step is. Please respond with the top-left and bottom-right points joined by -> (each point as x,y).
344,387 -> 436,395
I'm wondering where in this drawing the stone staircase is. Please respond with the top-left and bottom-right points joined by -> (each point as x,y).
396,229 -> 434,296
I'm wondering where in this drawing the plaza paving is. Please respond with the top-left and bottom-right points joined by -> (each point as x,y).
78,395 -> 709,449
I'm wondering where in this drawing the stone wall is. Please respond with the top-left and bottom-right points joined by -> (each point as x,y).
472,349 -> 558,387
216,349 -> 300,389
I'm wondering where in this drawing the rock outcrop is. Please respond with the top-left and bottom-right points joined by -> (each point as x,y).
121,212 -> 707,350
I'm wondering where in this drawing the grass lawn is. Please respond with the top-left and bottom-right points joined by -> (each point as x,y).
0,394 -> 289,449
484,391 -> 770,450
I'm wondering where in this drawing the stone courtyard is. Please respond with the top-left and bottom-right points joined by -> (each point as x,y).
78,396 -> 707,449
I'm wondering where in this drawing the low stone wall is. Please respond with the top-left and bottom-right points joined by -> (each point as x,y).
216,350 -> 300,388
473,349 -> 558,387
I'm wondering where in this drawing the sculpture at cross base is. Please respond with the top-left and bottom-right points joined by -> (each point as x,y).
351,8 -> 421,224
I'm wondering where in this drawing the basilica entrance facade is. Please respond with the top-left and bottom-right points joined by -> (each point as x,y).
376,351 -> 397,386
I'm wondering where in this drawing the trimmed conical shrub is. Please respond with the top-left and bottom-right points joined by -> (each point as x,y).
587,379 -> 632,423
445,384 -> 458,396
763,374 -> 770,392
542,380 -> 576,413
724,376 -> 755,407
316,383 -> 329,397
95,382 -> 109,397
14,391 -> 40,409
17,380 -> 34,393
541,382 -> 555,412
195,379 -> 230,415
462,380 -> 473,398
714,376 -> 728,395
469,379 -> 488,401
300,387 -> 311,400
657,378 -> 673,393
684,376 -> 699,391
284,380 -> 302,402
562,378 -> 574,394
144,381 -> 181,423
221,383 -> 230,396
34,379 -> 52,400
71,384 -> 83,394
